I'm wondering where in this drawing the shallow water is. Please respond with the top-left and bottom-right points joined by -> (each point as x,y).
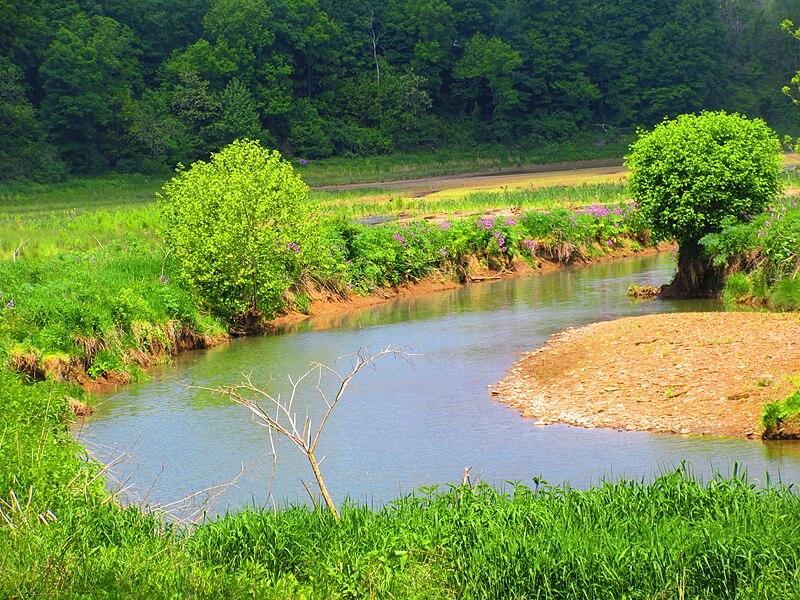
77,253 -> 800,516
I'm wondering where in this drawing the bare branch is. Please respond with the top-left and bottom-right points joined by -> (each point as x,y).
192,346 -> 410,519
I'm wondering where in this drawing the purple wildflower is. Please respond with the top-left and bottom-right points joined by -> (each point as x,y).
493,230 -> 507,251
5,299 -> 14,308
439,220 -> 452,231
606,239 -> 613,247
394,232 -> 406,244
298,159 -> 309,167
158,275 -> 170,285
477,217 -> 495,231
287,241 -> 301,253
504,218 -> 517,226
439,247 -> 448,257
521,238 -> 538,251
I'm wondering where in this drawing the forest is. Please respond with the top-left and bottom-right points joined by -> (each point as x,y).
1,0 -> 799,180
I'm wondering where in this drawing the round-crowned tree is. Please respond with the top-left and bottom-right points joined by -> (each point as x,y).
625,111 -> 783,298
160,139 -> 317,323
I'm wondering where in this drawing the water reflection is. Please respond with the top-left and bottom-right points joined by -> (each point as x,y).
77,252 -> 800,516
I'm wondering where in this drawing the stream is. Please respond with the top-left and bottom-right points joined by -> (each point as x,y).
76,252 -> 800,517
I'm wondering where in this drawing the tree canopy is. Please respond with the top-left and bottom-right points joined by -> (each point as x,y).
626,111 -> 783,297
160,139 -> 319,321
1,0 -> 799,179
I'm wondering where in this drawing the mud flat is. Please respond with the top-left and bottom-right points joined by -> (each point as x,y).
495,312 -> 800,437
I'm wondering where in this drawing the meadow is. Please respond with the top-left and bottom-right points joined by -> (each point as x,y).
293,141 -> 629,186
3,155 -> 800,597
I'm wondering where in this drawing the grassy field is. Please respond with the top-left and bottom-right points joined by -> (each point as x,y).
3,148 -> 800,597
1,164 -> 635,260
0,173 -> 167,215
293,141 -> 630,186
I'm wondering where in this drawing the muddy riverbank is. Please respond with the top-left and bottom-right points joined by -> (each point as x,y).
494,312 -> 800,437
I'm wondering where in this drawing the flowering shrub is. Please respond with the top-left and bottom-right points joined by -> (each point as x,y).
702,197 -> 800,308
326,204 -> 650,293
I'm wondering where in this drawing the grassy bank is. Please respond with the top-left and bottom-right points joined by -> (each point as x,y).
3,373 -> 799,600
0,173 -> 649,385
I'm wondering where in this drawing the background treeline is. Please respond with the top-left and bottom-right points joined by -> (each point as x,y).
1,0 -> 799,179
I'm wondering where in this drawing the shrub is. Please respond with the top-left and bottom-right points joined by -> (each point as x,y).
626,111 -> 783,297
721,272 -> 752,304
771,276 -> 800,310
763,389 -> 800,438
160,139 -> 321,320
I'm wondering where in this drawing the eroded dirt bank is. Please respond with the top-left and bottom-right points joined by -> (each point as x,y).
494,312 -> 800,437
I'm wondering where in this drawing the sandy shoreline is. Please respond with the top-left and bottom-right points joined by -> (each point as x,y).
494,312 -> 800,437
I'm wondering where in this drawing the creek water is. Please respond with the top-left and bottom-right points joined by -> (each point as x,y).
76,252 -> 800,516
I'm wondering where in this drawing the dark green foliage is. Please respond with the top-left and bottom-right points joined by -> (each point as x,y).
38,13 -> 142,173
0,58 -> 66,181
627,111 -> 783,297
3,0 -> 800,179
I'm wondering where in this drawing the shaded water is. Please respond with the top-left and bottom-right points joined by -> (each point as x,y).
77,253 -> 800,516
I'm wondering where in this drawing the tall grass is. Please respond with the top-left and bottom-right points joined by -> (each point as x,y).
312,183 -> 630,220
0,174 -> 166,215
4,465 -> 799,598
420,183 -> 629,214
0,239 -> 224,379
0,205 -> 162,260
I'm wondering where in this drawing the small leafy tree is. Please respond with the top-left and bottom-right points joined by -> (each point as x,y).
160,139 -> 316,322
625,111 -> 782,297
782,19 -> 800,106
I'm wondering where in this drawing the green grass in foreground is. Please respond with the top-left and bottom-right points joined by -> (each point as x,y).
4,369 -> 800,599
4,359 -> 800,598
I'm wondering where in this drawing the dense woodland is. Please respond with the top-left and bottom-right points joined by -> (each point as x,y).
1,0 -> 799,179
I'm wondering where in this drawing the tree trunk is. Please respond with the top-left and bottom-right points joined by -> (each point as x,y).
660,240 -> 724,299
307,451 -> 339,520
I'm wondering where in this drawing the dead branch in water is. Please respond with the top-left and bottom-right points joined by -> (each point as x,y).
196,346 -> 409,519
